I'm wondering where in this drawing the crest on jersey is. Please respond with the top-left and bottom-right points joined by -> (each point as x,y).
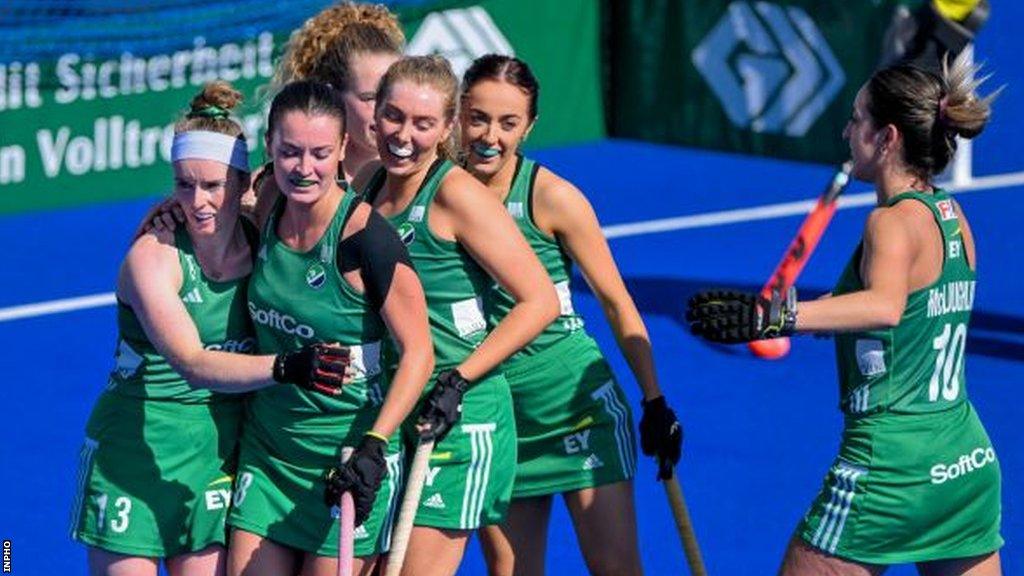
305,262 -> 326,290
855,339 -> 886,377
397,222 -> 416,246
936,199 -> 957,221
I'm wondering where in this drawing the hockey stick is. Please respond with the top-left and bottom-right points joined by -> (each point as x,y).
661,462 -> 707,576
338,447 -> 355,576
384,436 -> 435,576
748,161 -> 854,359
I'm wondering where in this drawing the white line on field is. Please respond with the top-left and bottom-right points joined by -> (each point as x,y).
602,169 -> 1024,239
2,169 -> 1022,323
0,292 -> 117,322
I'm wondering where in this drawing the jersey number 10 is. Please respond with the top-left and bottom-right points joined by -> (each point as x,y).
929,322 -> 967,402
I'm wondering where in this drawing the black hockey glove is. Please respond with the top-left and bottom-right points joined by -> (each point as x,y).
686,288 -> 797,344
418,369 -> 469,442
273,343 -> 349,396
323,434 -> 388,526
639,396 -> 683,481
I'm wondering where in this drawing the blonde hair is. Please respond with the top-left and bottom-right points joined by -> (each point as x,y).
377,55 -> 460,161
174,81 -> 245,139
274,2 -> 404,91
866,51 -> 1000,179
940,53 -> 1000,139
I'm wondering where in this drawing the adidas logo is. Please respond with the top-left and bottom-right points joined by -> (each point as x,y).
182,288 -> 204,304
582,454 -> 604,471
183,254 -> 199,281
354,525 -> 369,539
423,493 -> 446,509
406,7 -> 514,78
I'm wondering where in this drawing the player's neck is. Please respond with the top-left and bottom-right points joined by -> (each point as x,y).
383,155 -> 439,205
279,185 -> 344,251
190,220 -> 246,280
474,158 -> 517,202
343,141 -> 376,184
875,166 -> 933,204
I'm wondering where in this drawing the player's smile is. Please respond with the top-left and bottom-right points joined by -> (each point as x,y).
471,141 -> 501,160
460,78 -> 533,180
172,158 -> 235,236
375,80 -> 452,176
386,141 -> 415,160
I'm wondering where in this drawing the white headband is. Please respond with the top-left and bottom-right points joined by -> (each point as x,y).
171,130 -> 250,172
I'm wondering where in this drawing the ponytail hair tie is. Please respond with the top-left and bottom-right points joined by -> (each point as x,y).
190,105 -> 230,120
937,96 -> 950,125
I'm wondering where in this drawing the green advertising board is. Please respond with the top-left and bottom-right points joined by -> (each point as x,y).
0,33 -> 281,214
401,0 -> 604,149
608,0 -> 914,165
0,0 -> 603,214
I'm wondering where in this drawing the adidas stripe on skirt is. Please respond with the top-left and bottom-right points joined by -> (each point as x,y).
403,371 -> 517,530
501,330 -> 637,499
798,402 -> 1002,564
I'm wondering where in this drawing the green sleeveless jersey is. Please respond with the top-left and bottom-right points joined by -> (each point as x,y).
247,191 -> 389,417
833,190 -> 976,416
487,156 -> 584,360
109,224 -> 256,403
364,160 -> 492,374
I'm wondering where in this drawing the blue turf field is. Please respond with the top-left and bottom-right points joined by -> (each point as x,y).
3,12 -> 1023,576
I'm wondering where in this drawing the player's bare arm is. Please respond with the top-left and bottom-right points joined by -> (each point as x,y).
796,205 -> 914,332
537,168 -> 664,401
435,167 -> 558,382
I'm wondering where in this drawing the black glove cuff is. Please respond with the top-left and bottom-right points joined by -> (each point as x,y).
359,433 -> 388,456
438,369 -> 470,393
764,287 -> 798,338
272,352 -> 290,383
781,287 -> 798,335
641,395 -> 667,411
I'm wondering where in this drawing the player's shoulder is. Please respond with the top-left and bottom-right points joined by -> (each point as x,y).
127,228 -> 177,263
863,199 -> 930,250
120,228 -> 181,298
437,163 -> 492,206
533,164 -> 589,215
533,164 -> 574,194
342,196 -> 374,239
440,162 -> 485,189
869,196 -> 933,231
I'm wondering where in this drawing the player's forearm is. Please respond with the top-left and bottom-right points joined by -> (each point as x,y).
172,351 -> 277,392
796,290 -> 905,332
459,296 -> 558,382
600,297 -> 663,400
619,336 -> 662,400
370,347 -> 434,438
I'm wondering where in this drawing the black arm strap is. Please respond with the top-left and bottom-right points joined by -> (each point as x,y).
337,207 -> 414,310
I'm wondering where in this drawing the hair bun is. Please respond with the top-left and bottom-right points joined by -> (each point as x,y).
188,81 -> 243,120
